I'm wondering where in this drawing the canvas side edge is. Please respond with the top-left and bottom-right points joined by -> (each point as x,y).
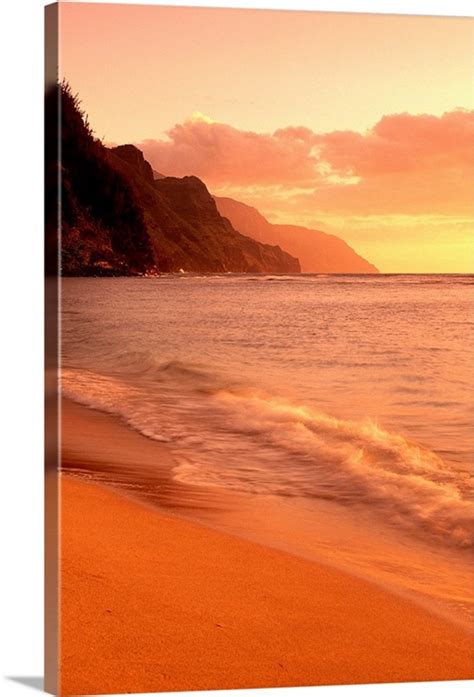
45,3 -> 60,694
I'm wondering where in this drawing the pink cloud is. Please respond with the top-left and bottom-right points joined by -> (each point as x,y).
139,119 -> 319,186
294,170 -> 473,217
138,109 -> 474,216
315,109 -> 474,177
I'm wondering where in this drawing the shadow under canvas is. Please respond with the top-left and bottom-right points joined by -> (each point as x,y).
7,677 -> 44,692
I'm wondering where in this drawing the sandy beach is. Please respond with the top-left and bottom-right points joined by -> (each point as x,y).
59,399 -> 473,695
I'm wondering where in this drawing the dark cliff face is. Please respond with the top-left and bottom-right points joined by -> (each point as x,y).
214,196 -> 379,274
46,84 -> 154,276
111,144 -> 156,184
109,147 -> 300,273
48,83 -> 300,275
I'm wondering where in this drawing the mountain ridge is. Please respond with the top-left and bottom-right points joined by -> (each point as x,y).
46,83 -> 300,276
214,196 -> 378,274
109,145 -> 300,274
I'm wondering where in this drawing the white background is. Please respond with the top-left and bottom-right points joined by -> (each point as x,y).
0,1 -> 472,696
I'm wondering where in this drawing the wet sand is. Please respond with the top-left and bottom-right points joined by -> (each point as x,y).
59,400 -> 474,695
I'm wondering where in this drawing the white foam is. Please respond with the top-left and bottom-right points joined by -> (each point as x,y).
61,366 -> 473,550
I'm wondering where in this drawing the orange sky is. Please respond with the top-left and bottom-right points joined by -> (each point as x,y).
59,3 -> 474,272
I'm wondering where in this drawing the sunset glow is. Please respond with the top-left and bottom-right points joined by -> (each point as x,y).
51,6 -> 474,693
59,3 -> 474,272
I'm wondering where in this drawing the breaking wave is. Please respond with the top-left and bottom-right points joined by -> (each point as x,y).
61,361 -> 473,550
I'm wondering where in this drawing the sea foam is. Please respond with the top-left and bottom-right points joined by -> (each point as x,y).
62,364 -> 473,550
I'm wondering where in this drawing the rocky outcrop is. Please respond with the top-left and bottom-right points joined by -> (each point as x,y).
46,83 -> 154,276
109,147 -> 300,273
48,83 -> 301,275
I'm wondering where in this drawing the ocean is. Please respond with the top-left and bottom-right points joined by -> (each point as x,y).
61,274 -> 474,627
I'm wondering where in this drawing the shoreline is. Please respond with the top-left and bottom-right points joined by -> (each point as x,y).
59,398 -> 474,693
61,398 -> 474,629
60,474 -> 474,695
60,397 -> 244,516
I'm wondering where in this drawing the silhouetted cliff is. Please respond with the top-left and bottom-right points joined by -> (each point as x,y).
108,145 -> 300,273
45,83 -> 154,276
46,83 -> 300,275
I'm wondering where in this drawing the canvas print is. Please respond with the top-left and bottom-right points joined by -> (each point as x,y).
45,2 -> 474,695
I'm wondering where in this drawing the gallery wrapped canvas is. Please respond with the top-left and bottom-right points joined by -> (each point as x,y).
45,2 -> 474,695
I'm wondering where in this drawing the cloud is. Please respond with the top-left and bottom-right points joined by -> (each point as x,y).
138,109 -> 474,217
314,109 -> 474,177
299,110 -> 474,217
139,119 -> 321,186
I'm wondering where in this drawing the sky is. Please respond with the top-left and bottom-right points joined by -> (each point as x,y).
59,3 -> 474,272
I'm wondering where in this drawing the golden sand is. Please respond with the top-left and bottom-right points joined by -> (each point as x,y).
59,401 -> 473,695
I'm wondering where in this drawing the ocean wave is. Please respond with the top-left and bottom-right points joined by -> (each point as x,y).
207,389 -> 473,548
61,364 -> 474,550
